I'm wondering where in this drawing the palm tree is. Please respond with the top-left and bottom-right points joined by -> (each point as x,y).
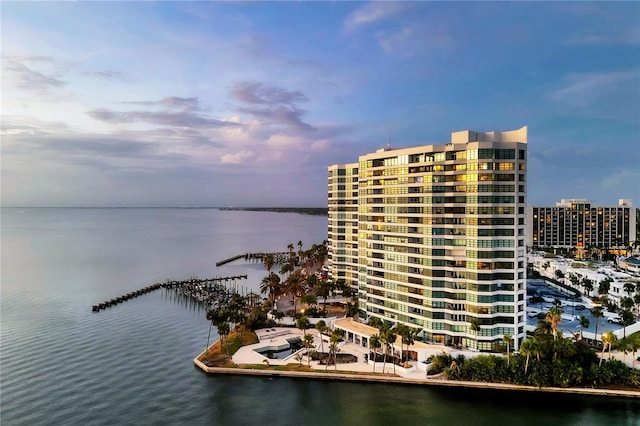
260,272 -> 281,310
600,331 -> 617,366
326,329 -> 344,371
206,307 -> 229,353
552,336 -> 575,361
218,321 -> 230,355
279,262 -> 293,278
598,278 -> 612,298
630,336 -> 640,362
262,253 -> 275,275
346,296 -> 359,318
205,309 -> 215,354
382,328 -> 397,374
579,316 -> 590,341
328,340 -> 339,371
286,271 -> 305,317
534,319 -> 553,338
369,334 -> 382,373
592,307 -> 604,340
296,315 -> 310,337
582,278 -> 594,297
286,243 -> 297,275
615,338 -> 632,364
303,334 -> 314,367
300,293 -> 317,312
272,310 -> 285,325
620,309 -> 635,339
315,279 -> 335,312
398,325 -> 417,363
623,282 -> 636,298
546,306 -> 562,340
368,317 -> 384,330
228,304 -> 248,344
519,338 -> 534,374
503,334 -> 513,365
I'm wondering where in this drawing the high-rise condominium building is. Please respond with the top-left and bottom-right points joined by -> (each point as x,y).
528,199 -> 635,252
328,127 -> 528,352
327,163 -> 360,291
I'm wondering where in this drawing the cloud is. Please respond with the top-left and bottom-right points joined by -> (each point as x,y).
601,169 -> 640,190
81,70 -> 124,80
563,6 -> 640,46
566,30 -> 640,46
232,82 -> 307,105
2,55 -> 67,91
549,70 -> 640,120
87,96 -> 239,128
1,118 -> 227,176
220,150 -> 255,164
238,105 -> 314,132
344,2 -> 408,32
375,19 -> 455,57
232,82 -> 315,132
125,96 -> 201,110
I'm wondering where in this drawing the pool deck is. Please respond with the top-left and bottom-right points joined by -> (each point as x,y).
194,326 -> 640,399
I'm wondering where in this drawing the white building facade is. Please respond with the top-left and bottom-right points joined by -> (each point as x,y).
329,127 -> 528,352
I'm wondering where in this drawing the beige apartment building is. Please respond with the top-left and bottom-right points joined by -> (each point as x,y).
528,199 -> 635,255
328,127 -> 528,352
327,163 -> 360,292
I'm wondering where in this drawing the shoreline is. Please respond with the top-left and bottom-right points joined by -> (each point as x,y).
193,349 -> 640,400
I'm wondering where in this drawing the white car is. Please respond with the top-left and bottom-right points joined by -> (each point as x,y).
607,315 -> 623,324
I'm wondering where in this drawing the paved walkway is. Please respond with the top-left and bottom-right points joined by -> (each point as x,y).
197,329 -> 640,399
234,327 -> 441,378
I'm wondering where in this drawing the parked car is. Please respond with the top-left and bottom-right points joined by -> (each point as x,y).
607,315 -> 623,324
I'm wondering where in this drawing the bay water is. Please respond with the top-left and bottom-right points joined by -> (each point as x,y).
1,208 -> 638,425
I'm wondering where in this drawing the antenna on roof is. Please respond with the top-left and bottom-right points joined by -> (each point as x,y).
386,130 -> 391,151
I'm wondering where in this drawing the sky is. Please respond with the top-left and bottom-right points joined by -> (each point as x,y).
2,1 -> 639,207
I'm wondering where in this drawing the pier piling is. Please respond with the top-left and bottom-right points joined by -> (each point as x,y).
91,275 -> 248,312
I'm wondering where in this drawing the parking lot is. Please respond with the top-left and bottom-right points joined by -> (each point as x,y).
526,280 -> 624,338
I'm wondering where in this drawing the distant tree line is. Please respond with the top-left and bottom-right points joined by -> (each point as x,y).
218,207 -> 328,216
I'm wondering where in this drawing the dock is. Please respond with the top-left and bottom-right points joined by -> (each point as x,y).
91,275 -> 248,312
216,252 -> 289,267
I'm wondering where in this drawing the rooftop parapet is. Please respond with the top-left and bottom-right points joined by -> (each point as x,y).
450,126 -> 527,144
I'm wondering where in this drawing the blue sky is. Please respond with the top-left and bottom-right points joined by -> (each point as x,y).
2,2 -> 639,207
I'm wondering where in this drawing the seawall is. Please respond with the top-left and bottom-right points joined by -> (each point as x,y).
193,355 -> 640,399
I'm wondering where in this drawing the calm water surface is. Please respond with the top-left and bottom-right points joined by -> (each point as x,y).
1,208 -> 638,425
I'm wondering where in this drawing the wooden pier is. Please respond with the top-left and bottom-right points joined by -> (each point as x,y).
215,252 -> 289,267
91,275 -> 248,312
